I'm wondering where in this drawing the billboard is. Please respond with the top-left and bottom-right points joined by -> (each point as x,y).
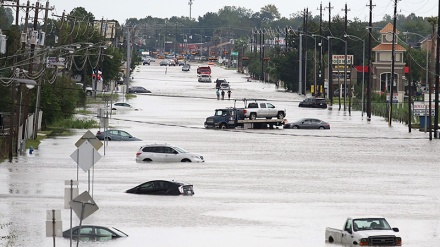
332,55 -> 353,65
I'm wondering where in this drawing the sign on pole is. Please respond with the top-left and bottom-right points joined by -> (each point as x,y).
69,191 -> 99,220
70,140 -> 102,172
45,210 -> 62,237
75,130 -> 103,150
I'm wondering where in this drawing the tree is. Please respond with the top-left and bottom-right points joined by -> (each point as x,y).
260,4 -> 281,22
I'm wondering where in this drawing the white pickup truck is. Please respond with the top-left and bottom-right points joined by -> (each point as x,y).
325,216 -> 402,246
241,99 -> 286,120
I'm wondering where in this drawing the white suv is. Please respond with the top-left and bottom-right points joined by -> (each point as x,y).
136,144 -> 204,163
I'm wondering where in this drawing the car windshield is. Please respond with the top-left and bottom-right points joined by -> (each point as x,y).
111,227 -> 128,237
173,147 -> 188,153
353,218 -> 391,231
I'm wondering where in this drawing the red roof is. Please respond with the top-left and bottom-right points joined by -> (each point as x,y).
354,66 -> 409,73
372,43 -> 406,51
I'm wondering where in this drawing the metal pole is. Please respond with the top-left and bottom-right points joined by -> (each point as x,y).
314,37 -> 317,95
361,40 -> 365,117
299,33 -> 303,94
344,40 -> 347,111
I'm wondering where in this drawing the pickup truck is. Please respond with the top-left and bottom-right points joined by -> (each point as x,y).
325,217 -> 402,246
197,66 -> 211,75
242,99 -> 286,120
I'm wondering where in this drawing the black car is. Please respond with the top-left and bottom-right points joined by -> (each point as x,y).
333,88 -> 348,97
126,180 -> 194,196
298,97 -> 327,108
128,86 -> 151,94
63,225 -> 128,241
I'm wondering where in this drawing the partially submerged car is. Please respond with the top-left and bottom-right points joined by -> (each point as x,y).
62,225 -> 128,241
125,180 -> 194,195
284,118 -> 330,129
136,144 -> 204,163
96,130 -> 141,141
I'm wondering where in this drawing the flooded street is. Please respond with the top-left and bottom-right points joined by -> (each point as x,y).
1,62 -> 440,247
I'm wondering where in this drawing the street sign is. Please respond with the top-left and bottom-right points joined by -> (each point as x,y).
231,51 -> 238,56
45,210 -> 62,237
70,140 -> 102,172
69,191 -> 99,220
75,130 -> 103,150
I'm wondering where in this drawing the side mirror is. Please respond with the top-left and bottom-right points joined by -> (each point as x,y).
392,227 -> 399,232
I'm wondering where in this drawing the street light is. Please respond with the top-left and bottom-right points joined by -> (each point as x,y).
3,69 -> 37,161
345,34 -> 366,117
312,34 -> 330,100
328,36 -> 348,111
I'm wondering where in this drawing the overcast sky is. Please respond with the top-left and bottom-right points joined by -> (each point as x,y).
46,0 -> 438,24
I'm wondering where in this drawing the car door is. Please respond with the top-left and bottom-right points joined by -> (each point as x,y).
259,103 -> 267,117
341,220 -> 355,244
164,147 -> 180,162
266,103 -> 277,117
301,119 -> 313,129
119,131 -> 132,141
152,146 -> 165,161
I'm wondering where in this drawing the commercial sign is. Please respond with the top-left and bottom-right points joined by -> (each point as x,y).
413,101 -> 436,116
332,55 -> 353,65
46,57 -> 65,68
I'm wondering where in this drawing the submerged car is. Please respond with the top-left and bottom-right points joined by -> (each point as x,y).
284,118 -> 330,129
298,97 -> 327,108
62,225 -> 128,240
136,144 -> 204,163
159,60 -> 169,66
182,64 -> 190,71
128,86 -> 151,94
96,130 -> 141,141
110,102 -> 139,111
125,180 -> 194,195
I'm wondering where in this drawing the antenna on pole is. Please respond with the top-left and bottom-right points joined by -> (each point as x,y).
188,0 -> 194,19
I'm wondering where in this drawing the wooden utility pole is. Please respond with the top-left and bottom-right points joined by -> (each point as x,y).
327,2 -> 333,105
435,4 -> 440,138
343,4 -> 350,112
367,0 -> 375,120
408,45 -> 412,133
318,3 -> 323,97
389,0 -> 398,127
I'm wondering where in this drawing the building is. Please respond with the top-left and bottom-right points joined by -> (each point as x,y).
372,23 -> 406,102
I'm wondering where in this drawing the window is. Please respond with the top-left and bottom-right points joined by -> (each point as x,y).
142,146 -> 153,152
248,103 -> 258,108
96,228 -> 113,237
120,131 -> 131,138
140,182 -> 154,189
163,147 -> 175,154
109,130 -> 118,136
260,103 -> 266,108
266,103 -> 275,108
344,221 -> 352,232
79,227 -> 93,235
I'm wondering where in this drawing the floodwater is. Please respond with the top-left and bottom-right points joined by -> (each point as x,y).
1,62 -> 440,247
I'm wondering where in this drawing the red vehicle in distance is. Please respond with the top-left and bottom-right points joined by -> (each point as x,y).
197,66 -> 211,75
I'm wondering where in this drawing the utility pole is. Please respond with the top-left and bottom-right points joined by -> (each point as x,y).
435,3 -> 440,138
327,2 -> 333,105
318,3 -> 323,97
367,0 -> 374,120
261,29 -> 265,82
343,3 -> 350,112
188,0 -> 194,19
408,45 -> 412,133
125,27 -> 132,94
304,8 -> 308,95
389,0 -> 398,127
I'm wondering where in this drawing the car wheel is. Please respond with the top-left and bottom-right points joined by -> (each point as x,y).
249,113 -> 257,120
319,126 -> 325,129
86,91 -> 92,96
143,158 -> 152,162
277,112 -> 285,119
219,123 -> 227,129
293,125 -> 299,129
328,237 -> 334,243
181,159 -> 191,162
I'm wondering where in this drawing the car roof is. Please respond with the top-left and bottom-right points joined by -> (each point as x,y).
141,143 -> 175,148
141,180 -> 189,185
